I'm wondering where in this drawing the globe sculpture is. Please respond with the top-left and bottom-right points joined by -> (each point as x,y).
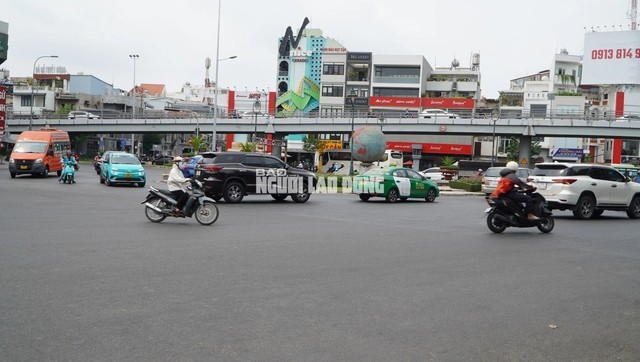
351,126 -> 386,164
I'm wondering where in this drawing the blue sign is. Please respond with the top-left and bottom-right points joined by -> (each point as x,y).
551,148 -> 584,158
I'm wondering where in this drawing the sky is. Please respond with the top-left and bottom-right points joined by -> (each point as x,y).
1,0 -> 635,99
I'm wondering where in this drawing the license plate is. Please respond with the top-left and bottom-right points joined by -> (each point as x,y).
534,182 -> 547,190
20,165 -> 28,170
125,173 -> 132,178
489,181 -> 498,187
196,170 -> 201,176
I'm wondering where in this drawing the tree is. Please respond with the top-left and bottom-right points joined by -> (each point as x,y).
302,134 -> 321,153
506,137 -> 541,162
237,142 -> 256,152
187,134 -> 208,153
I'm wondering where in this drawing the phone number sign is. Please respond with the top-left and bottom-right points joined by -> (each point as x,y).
591,48 -> 640,60
582,30 -> 640,85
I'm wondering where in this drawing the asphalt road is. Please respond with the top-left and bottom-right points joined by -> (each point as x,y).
1,164 -> 639,361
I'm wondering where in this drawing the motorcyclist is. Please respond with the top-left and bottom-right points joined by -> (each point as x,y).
491,161 -> 539,220
167,156 -> 190,214
59,150 -> 77,183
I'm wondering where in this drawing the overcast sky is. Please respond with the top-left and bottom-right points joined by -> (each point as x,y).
1,0 -> 634,98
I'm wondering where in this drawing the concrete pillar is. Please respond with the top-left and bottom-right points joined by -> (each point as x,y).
518,135 -> 532,168
411,144 -> 422,171
270,133 -> 284,159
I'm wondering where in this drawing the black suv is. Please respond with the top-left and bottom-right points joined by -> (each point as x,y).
195,152 -> 318,203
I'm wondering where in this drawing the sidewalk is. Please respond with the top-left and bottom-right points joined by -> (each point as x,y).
438,184 -> 484,196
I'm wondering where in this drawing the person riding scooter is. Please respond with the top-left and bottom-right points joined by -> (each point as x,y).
490,161 -> 539,220
59,150 -> 77,183
167,156 -> 191,214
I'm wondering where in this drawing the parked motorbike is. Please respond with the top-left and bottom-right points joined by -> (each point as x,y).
142,179 -> 219,226
60,160 -> 77,184
94,159 -> 101,174
484,189 -> 554,233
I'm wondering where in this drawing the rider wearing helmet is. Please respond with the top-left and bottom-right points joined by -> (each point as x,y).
59,150 -> 77,182
491,161 -> 539,220
167,156 -> 190,214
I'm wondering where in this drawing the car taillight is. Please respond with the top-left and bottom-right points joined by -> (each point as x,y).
204,165 -> 223,172
526,177 -> 534,182
551,178 -> 577,185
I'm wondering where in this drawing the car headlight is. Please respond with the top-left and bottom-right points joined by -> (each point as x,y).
111,168 -> 120,172
34,158 -> 43,163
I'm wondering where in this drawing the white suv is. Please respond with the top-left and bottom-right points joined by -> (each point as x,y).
528,163 -> 640,219
68,111 -> 100,119
419,109 -> 459,119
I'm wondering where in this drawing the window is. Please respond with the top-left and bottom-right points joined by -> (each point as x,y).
21,95 -> 33,107
322,85 -> 344,97
263,156 -> 285,169
214,153 -> 244,163
605,169 -> 625,182
392,169 -> 408,178
406,169 -> 423,180
323,63 -> 344,75
242,155 -> 262,167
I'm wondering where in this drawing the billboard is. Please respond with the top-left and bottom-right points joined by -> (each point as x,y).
0,21 -> 7,65
582,31 -> 640,85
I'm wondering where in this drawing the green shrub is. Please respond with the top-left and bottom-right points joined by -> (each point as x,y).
449,179 -> 482,192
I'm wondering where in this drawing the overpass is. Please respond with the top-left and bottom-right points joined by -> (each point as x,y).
6,115 -> 640,138
6,115 -> 640,162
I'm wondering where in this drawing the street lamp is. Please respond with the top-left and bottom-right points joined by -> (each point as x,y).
348,90 -> 357,175
252,99 -> 261,144
129,54 -> 139,154
30,55 -> 58,131
491,106 -> 500,167
378,114 -> 385,131
211,0 -> 238,152
211,55 -> 237,151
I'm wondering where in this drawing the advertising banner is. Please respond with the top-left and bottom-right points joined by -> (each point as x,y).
582,31 -> 640,85
0,85 -> 6,132
369,97 -> 475,109
387,141 -> 472,155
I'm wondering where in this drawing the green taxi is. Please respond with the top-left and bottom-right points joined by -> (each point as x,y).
353,167 -> 440,203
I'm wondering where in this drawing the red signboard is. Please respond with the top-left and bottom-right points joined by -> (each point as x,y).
0,85 -> 6,132
421,98 -> 475,109
368,96 -> 475,109
387,141 -> 472,155
369,96 -> 422,108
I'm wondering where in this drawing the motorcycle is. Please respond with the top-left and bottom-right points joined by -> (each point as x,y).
60,160 -> 77,184
142,179 -> 219,226
94,159 -> 101,174
484,188 -> 554,233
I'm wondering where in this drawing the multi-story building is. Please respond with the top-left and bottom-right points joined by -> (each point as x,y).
275,19 -> 481,168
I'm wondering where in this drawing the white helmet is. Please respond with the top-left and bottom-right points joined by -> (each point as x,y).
172,156 -> 184,163
506,161 -> 519,171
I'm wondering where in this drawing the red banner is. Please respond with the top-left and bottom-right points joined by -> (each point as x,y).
0,85 -> 6,132
368,96 -> 475,109
369,97 -> 421,108
421,98 -> 475,109
386,141 -> 472,155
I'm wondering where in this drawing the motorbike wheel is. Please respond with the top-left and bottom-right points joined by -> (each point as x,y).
145,197 -> 167,223
195,201 -> 219,226
537,215 -> 555,233
486,212 -> 507,233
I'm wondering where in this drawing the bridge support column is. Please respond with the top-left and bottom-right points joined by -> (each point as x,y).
270,133 -> 285,159
518,136 -> 532,168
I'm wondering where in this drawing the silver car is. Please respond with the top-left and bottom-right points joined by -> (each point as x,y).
482,166 -> 533,195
